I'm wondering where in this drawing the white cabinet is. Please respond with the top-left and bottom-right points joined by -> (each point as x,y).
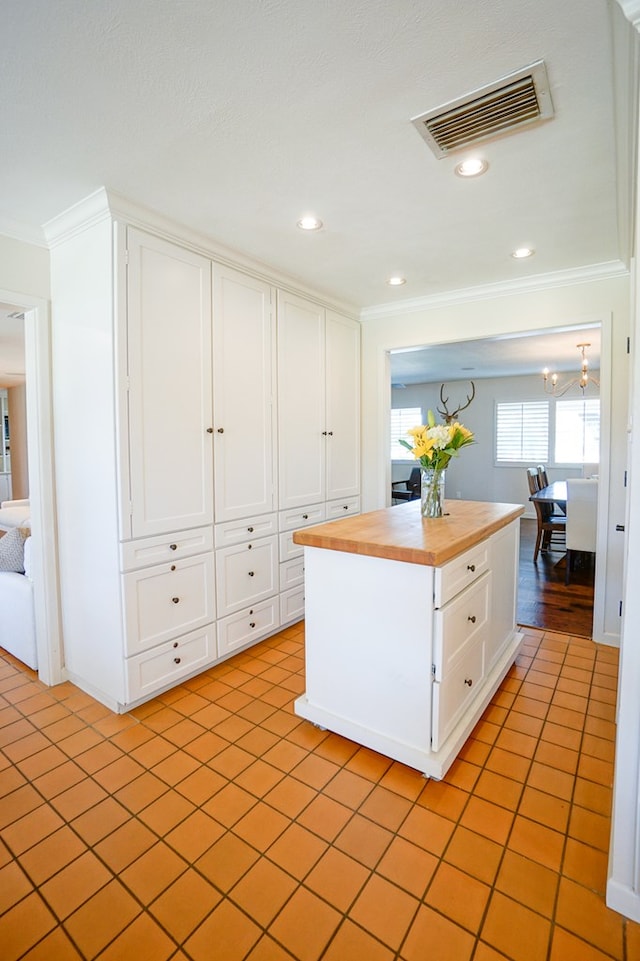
325,310 -> 361,502
126,228 -> 214,539
295,513 -> 522,779
47,192 -> 359,712
277,292 -> 360,511
212,265 -> 276,522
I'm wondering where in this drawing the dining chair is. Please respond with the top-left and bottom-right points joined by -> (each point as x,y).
536,464 -> 549,488
391,466 -> 421,503
527,467 -> 566,562
565,478 -> 597,583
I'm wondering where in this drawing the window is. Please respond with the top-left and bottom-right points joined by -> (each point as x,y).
496,401 -> 549,463
555,398 -> 600,464
391,406 -> 422,459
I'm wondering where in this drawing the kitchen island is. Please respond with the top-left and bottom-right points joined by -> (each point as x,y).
293,499 -> 525,779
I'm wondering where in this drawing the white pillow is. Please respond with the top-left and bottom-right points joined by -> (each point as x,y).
0,527 -> 28,573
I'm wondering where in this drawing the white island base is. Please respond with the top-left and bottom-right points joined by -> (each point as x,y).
293,502 -> 524,780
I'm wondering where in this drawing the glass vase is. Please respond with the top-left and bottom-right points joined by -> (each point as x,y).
420,467 -> 446,518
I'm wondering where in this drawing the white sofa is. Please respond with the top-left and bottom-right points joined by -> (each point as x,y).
0,500 -> 36,670
0,498 -> 30,532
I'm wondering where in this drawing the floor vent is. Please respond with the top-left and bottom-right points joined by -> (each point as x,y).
411,60 -> 554,158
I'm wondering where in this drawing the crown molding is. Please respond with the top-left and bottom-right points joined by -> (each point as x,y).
41,187 -> 357,318
359,260 -> 630,322
616,0 -> 640,29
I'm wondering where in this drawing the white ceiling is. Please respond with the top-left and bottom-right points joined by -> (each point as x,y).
0,0 -> 631,314
390,324 -> 602,386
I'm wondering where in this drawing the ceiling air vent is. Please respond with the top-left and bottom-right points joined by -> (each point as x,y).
411,60 -> 553,158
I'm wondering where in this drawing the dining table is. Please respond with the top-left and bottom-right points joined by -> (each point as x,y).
529,480 -> 567,509
529,481 -> 567,514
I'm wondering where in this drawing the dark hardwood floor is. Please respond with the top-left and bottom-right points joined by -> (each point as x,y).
517,517 -> 595,637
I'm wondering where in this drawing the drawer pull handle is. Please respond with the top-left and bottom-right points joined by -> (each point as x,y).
249,621 -> 256,628
468,615 -> 476,624
169,544 -> 177,551
302,513 -> 308,520
172,597 -> 180,604
173,642 -> 178,648
343,505 -> 348,510
206,427 -> 214,433
170,564 -> 176,571
467,564 -> 476,572
217,427 -> 224,433
464,678 -> 473,687
174,657 -> 181,664
248,526 -> 254,532
248,571 -> 255,577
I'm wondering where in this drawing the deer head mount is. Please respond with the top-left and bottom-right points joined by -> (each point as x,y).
437,382 -> 475,424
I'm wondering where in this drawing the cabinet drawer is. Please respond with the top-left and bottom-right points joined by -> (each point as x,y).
434,539 -> 490,608
279,504 -> 325,532
279,530 -> 303,562
126,625 -> 217,702
215,535 -> 278,616
432,638 -> 484,753
123,553 -> 215,655
280,556 -> 304,591
120,527 -> 213,572
280,585 -> 305,624
433,572 -> 490,681
326,496 -> 360,521
217,598 -> 280,657
214,513 -> 277,549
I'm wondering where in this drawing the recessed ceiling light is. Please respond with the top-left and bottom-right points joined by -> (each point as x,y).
454,158 -> 488,178
297,215 -> 323,231
387,275 -> 406,286
511,246 -> 535,259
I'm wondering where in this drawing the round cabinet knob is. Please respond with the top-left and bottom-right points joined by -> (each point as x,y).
468,615 -> 476,624
249,621 -> 256,628
172,597 -> 180,604
174,657 -> 181,664
322,431 -> 328,436
464,678 -> 473,687
467,564 -> 476,572
328,431 -> 333,436
248,571 -> 255,577
247,526 -> 254,532
302,514 -> 308,520
173,642 -> 178,648
169,544 -> 177,551
170,565 -> 176,571
206,427 -> 214,433
343,505 -> 348,510
217,427 -> 224,433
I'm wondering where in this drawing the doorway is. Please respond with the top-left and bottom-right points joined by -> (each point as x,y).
0,292 -> 62,685
389,321 -> 611,641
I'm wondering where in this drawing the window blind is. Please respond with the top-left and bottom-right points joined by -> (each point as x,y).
391,407 -> 422,459
496,401 -> 549,462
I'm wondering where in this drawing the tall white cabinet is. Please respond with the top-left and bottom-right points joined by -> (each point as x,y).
46,192 -> 360,712
126,229 -> 214,537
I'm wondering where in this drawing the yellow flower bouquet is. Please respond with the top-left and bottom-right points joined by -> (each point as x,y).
398,410 -> 474,517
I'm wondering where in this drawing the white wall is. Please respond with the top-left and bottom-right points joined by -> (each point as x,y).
0,234 -> 49,300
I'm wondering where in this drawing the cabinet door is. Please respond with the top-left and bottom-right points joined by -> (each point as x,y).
325,311 -> 360,501
127,229 -> 213,537
486,522 -> 520,672
277,291 -> 325,510
213,265 -> 276,522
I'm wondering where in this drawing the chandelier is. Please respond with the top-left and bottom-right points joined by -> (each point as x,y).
542,342 -> 600,397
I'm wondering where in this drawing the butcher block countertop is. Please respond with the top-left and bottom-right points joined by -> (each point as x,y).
293,499 -> 525,567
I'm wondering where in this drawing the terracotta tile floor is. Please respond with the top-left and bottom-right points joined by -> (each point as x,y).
1,623 -> 638,961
